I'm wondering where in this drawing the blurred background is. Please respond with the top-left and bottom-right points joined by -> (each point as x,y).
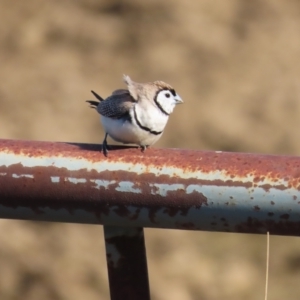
1,0 -> 300,299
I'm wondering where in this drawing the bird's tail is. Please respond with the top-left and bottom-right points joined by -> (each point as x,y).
86,90 -> 104,108
86,100 -> 99,108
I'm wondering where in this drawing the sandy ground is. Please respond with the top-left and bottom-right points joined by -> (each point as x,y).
1,1 -> 300,299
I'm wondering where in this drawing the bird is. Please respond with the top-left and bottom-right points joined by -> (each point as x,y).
86,75 -> 183,156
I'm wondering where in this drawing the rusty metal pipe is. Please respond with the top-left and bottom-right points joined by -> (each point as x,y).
0,139 -> 300,236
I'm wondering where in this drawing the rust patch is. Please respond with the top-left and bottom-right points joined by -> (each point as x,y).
129,208 -> 141,221
113,206 -> 131,218
260,184 -> 287,192
149,207 -> 160,224
162,207 -> 192,217
253,205 -> 260,211
253,176 -> 260,183
280,214 -> 290,220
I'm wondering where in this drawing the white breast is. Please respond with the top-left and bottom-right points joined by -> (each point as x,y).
100,102 -> 168,147
134,101 -> 169,132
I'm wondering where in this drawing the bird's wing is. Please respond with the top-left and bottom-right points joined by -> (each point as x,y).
112,89 -> 129,96
97,92 -> 135,119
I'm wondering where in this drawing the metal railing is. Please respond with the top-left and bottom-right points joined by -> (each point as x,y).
0,139 -> 300,299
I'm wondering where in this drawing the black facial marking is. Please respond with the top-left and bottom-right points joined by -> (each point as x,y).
170,89 -> 176,96
133,107 -> 163,135
154,88 -> 171,116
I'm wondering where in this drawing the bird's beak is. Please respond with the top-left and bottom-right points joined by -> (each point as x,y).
175,94 -> 183,104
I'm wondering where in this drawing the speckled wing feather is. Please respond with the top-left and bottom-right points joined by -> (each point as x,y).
97,91 -> 135,119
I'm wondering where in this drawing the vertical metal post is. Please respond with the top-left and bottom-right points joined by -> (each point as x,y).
104,226 -> 151,300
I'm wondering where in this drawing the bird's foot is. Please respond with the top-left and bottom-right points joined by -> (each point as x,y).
102,135 -> 110,157
102,143 -> 108,157
140,145 -> 148,153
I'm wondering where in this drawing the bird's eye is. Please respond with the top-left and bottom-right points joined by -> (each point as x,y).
165,93 -> 170,98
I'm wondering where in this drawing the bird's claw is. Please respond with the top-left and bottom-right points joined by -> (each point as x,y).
102,133 -> 109,157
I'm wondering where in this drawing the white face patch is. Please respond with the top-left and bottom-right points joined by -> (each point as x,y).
155,89 -> 182,115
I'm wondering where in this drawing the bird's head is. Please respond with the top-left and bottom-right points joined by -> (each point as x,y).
123,74 -> 183,115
